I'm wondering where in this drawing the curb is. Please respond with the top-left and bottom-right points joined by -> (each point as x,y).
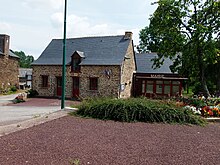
64,107 -> 78,111
204,117 -> 220,123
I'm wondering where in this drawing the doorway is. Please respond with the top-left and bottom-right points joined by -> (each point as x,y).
72,77 -> 79,98
56,77 -> 62,96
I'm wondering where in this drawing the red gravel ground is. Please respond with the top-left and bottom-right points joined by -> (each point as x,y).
0,116 -> 219,165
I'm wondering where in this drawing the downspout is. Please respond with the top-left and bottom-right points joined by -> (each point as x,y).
132,40 -> 137,97
119,64 -> 123,98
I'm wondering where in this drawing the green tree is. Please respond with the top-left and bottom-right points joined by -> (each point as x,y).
138,0 -> 220,96
14,51 -> 34,68
206,39 -> 220,93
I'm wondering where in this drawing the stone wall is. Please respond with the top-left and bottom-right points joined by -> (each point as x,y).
120,40 -> 136,98
32,65 -> 73,98
80,65 -> 121,98
0,56 -> 19,90
32,65 -> 121,99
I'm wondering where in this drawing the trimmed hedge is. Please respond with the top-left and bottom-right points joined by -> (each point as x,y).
73,98 -> 206,125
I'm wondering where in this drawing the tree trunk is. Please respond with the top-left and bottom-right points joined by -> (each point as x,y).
201,72 -> 210,97
217,75 -> 220,92
198,51 -> 210,97
216,62 -> 220,93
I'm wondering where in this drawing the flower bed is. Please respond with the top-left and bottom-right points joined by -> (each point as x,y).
201,106 -> 220,117
176,97 -> 220,118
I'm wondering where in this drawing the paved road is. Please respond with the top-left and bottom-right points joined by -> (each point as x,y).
0,94 -> 19,106
0,106 -> 61,126
0,94 -> 66,126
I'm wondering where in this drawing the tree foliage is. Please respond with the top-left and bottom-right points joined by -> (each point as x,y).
138,0 -> 220,96
14,51 -> 34,68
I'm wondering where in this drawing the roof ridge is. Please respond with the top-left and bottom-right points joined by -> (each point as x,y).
53,34 -> 124,40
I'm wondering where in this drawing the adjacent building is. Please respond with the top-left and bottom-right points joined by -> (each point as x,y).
32,32 -> 136,99
0,34 -> 19,91
133,53 -> 187,97
19,68 -> 33,89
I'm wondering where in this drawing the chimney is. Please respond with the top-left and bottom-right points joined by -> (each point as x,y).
124,31 -> 133,40
0,34 -> 10,56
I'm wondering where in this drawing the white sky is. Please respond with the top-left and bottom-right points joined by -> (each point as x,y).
0,0 -> 157,59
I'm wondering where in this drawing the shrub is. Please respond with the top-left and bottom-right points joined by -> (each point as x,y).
10,86 -> 17,92
72,98 -> 206,125
26,89 -> 39,98
13,98 -> 25,104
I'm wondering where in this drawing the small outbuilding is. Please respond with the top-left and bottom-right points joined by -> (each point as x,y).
133,53 -> 187,98
19,68 -> 32,89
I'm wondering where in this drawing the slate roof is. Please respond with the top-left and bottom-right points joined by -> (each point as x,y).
32,35 -> 131,66
0,49 -> 19,58
136,53 -> 175,74
9,50 -> 19,58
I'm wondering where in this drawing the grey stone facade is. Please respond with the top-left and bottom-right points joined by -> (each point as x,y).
120,40 -> 136,98
32,32 -> 136,99
32,62 -> 135,99
80,65 -> 121,98
0,35 -> 19,91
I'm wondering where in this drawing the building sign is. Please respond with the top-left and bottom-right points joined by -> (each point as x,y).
150,74 -> 164,78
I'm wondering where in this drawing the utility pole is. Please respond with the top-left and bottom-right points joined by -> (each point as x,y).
61,0 -> 67,109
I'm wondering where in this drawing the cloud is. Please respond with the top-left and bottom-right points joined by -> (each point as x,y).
67,14 -> 110,37
50,12 -> 63,28
50,12 -> 140,45
22,0 -> 62,10
50,13 -> 110,36
0,22 -> 12,32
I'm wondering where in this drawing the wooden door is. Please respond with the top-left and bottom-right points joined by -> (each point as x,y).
72,77 -> 79,98
57,77 -> 62,96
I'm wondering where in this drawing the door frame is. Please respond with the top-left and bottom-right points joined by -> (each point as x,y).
72,77 -> 80,98
56,76 -> 62,96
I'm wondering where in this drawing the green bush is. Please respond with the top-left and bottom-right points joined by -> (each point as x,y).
10,86 -> 17,92
72,98 -> 206,125
26,89 -> 39,98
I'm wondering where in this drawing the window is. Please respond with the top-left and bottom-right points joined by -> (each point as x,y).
89,77 -> 98,90
146,84 -> 154,93
42,75 -> 48,87
156,85 -> 163,94
164,85 -> 171,94
27,75 -> 32,80
140,79 -> 181,97
142,80 -> 154,94
171,81 -> 180,96
146,81 -> 154,94
156,80 -> 163,94
72,57 -> 81,72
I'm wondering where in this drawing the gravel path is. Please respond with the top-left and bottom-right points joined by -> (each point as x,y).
0,116 -> 219,165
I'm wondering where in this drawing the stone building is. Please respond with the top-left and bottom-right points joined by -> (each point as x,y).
0,34 -> 19,91
19,68 -> 33,89
32,32 -> 136,99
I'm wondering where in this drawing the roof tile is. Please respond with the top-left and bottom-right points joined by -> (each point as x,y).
32,35 -> 130,66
